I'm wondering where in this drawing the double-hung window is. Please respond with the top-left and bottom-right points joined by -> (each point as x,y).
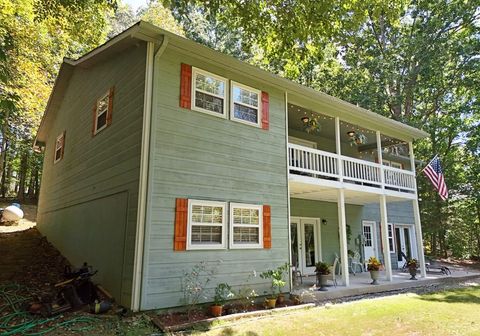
231,82 -> 261,127
54,131 -> 65,164
187,200 -> 227,250
192,68 -> 227,117
93,88 -> 113,135
230,203 -> 263,248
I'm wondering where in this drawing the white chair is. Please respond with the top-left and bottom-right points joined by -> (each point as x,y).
349,251 -> 364,275
325,257 -> 338,287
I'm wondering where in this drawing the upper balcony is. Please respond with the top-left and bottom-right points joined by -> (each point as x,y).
287,103 -> 418,202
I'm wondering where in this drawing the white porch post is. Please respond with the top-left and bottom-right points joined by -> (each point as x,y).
409,141 -> 427,277
337,189 -> 349,286
376,131 -> 385,188
379,194 -> 393,281
335,117 -> 343,182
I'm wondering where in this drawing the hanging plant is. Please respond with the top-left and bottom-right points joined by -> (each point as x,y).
349,133 -> 367,146
302,116 -> 321,134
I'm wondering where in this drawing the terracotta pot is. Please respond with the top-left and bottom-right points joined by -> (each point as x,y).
277,294 -> 285,304
290,294 -> 301,305
370,270 -> 380,285
210,305 -> 223,317
265,298 -> 277,309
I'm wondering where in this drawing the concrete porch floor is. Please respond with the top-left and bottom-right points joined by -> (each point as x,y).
292,267 -> 480,302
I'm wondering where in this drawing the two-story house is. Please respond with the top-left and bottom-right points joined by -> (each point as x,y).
34,21 -> 428,312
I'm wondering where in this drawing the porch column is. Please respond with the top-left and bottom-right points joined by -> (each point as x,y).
376,131 -> 385,188
337,189 -> 350,286
409,141 -> 427,277
379,194 -> 393,281
335,117 -> 343,182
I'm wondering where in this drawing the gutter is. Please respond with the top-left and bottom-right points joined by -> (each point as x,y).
131,35 -> 169,312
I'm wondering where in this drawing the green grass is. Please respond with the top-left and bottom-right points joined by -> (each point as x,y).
196,286 -> 480,336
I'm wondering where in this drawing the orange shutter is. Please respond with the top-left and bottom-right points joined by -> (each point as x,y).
263,205 -> 271,249
174,198 -> 188,251
92,102 -> 97,136
261,91 -> 269,130
180,63 -> 192,109
107,86 -> 114,126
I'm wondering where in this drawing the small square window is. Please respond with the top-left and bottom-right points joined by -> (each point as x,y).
54,131 -> 65,164
187,200 -> 227,250
191,68 -> 227,117
93,88 -> 114,135
230,203 -> 263,249
231,82 -> 261,127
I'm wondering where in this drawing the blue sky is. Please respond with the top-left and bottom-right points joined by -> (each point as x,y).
123,0 -> 148,10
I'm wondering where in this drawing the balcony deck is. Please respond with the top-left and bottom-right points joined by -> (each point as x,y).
288,143 -> 417,203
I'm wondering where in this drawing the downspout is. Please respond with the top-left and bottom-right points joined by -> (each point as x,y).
131,36 -> 169,312
285,92 -> 293,291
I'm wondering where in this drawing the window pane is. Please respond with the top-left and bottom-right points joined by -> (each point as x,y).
233,227 -> 259,244
233,86 -> 258,107
195,91 -> 224,114
233,103 -> 258,123
55,148 -> 62,161
232,207 -> 260,226
191,225 -> 222,244
191,204 -> 223,224
195,73 -> 225,96
97,97 -> 108,114
96,112 -> 107,130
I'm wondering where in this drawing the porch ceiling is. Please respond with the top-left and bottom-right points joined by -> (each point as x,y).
289,180 -> 413,205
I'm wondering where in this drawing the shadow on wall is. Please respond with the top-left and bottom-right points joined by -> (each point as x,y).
419,286 -> 480,305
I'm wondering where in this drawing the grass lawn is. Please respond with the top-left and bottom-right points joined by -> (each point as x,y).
196,285 -> 480,336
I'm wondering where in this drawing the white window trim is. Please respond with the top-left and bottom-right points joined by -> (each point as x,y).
388,223 -> 395,253
53,132 -> 64,164
94,91 -> 110,135
229,203 -> 263,249
383,159 -> 403,170
230,81 -> 262,128
186,199 -> 227,250
191,67 -> 228,119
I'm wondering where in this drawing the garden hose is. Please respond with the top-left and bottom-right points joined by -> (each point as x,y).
0,284 -> 99,335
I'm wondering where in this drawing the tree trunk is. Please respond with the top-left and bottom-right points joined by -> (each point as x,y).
16,151 -> 28,201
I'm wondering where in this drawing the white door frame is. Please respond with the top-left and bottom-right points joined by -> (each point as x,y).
290,216 -> 322,275
394,224 -> 418,267
362,220 -> 378,262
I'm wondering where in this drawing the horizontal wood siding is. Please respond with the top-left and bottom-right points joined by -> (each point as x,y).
290,198 -> 363,265
362,201 -> 415,269
141,47 -> 289,310
36,44 -> 147,307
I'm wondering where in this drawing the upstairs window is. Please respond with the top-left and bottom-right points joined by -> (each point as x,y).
93,88 -> 114,135
54,131 -> 65,164
231,82 -> 261,127
187,200 -> 227,250
230,203 -> 263,248
192,68 -> 227,117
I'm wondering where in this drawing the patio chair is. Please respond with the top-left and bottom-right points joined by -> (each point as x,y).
291,260 -> 303,285
349,251 -> 364,275
325,257 -> 338,287
425,257 -> 451,275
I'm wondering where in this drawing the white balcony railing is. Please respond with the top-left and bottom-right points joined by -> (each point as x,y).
288,143 -> 416,193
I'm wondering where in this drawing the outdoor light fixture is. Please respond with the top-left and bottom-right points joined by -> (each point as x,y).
346,130 -> 356,137
321,219 -> 328,226
301,115 -> 310,123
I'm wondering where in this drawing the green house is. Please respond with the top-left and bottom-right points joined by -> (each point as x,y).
34,21 -> 428,311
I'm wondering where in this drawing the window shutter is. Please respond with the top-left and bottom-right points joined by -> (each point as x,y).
174,198 -> 188,251
61,131 -> 66,159
180,63 -> 192,109
107,86 -> 114,126
261,91 -> 269,130
91,102 -> 97,136
263,205 -> 271,249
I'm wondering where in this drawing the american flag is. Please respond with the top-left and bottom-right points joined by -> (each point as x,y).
422,155 -> 448,200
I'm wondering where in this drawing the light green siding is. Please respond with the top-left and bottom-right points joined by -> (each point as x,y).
36,43 -> 147,307
141,46 -> 289,310
290,198 -> 363,265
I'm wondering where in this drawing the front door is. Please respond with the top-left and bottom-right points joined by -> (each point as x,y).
362,221 -> 377,262
395,225 -> 415,268
290,217 -> 320,275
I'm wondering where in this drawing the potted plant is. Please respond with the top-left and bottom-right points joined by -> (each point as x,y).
210,283 -> 234,317
314,261 -> 330,291
260,263 -> 288,308
407,259 -> 419,280
366,257 -> 382,285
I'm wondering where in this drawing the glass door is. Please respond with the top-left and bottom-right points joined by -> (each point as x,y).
395,225 -> 414,268
290,217 -> 320,275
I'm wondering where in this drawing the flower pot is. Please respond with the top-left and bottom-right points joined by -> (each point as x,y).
265,297 -> 277,309
409,268 -> 418,280
277,294 -> 285,304
370,270 -> 380,285
210,305 -> 223,317
315,273 -> 329,291
290,294 -> 301,305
